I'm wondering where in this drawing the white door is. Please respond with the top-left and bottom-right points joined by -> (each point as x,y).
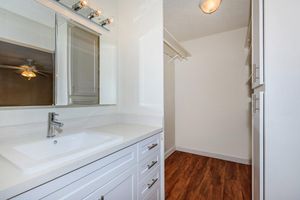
252,0 -> 264,88
252,91 -> 264,200
83,167 -> 137,200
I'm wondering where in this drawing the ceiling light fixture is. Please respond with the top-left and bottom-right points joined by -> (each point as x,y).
199,0 -> 222,14
21,68 -> 36,80
72,0 -> 88,11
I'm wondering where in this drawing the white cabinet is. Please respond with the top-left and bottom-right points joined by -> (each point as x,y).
138,167 -> 160,200
137,134 -> 161,200
252,91 -> 264,200
83,166 -> 137,200
251,0 -> 264,88
144,187 -> 160,200
11,133 -> 162,200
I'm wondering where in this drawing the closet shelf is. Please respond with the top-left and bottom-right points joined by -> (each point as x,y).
164,28 -> 191,60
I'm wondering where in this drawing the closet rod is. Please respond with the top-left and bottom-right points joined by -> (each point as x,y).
164,40 -> 185,59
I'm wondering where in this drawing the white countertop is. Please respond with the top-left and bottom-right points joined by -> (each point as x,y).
0,123 -> 163,199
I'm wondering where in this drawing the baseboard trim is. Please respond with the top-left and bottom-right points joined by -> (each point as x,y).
165,146 -> 176,159
176,146 -> 251,165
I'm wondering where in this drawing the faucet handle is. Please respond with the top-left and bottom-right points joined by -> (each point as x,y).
48,112 -> 59,120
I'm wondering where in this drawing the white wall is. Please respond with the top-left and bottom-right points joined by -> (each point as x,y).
117,0 -> 164,118
175,27 -> 251,162
164,54 -> 175,154
0,6 -> 55,52
264,0 -> 300,199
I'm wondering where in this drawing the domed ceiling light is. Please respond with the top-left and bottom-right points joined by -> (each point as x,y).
199,0 -> 222,14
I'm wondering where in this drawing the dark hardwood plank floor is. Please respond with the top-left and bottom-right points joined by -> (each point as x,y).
165,151 -> 251,200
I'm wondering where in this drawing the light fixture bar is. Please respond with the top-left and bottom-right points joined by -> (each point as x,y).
54,0 -> 113,31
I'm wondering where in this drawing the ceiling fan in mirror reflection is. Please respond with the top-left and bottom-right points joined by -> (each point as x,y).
0,59 -> 50,80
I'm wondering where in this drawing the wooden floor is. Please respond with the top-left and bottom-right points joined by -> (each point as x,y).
165,151 -> 251,200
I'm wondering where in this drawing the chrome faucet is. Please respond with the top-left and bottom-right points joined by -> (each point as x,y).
47,112 -> 64,138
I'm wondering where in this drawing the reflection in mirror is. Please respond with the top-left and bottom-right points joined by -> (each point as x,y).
0,0 -> 55,106
0,0 -> 118,107
56,14 -> 100,106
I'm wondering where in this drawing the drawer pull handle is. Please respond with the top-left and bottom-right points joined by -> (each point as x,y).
147,143 -> 158,150
147,178 -> 158,189
147,160 -> 158,169
99,196 -> 104,200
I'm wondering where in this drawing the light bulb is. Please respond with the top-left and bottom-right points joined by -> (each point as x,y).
107,17 -> 114,24
21,70 -> 36,80
100,17 -> 114,26
80,0 -> 88,7
199,0 -> 222,14
73,0 -> 88,11
88,10 -> 101,19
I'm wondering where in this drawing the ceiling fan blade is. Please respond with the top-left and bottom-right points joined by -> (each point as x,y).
36,71 -> 49,77
0,64 -> 22,70
36,70 -> 53,74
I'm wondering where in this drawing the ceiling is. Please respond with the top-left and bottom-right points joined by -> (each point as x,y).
164,0 -> 251,41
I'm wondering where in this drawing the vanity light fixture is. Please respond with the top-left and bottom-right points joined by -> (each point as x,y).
100,17 -> 113,27
72,0 -> 88,11
88,10 -> 101,19
56,0 -> 112,31
199,0 -> 222,14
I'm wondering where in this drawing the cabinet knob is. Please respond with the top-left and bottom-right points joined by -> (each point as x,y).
98,196 -> 104,200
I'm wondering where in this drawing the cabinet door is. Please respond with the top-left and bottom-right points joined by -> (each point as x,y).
13,145 -> 137,200
84,167 -> 137,200
144,187 -> 160,200
252,91 -> 264,200
252,0 -> 264,88
68,24 -> 99,105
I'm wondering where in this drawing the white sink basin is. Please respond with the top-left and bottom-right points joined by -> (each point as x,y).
0,132 -> 123,173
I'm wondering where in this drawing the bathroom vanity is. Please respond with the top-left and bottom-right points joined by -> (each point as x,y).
0,123 -> 164,200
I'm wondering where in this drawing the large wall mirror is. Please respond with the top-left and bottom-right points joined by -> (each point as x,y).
0,0 -> 117,107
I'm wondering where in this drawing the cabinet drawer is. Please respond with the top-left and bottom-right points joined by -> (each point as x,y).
139,167 -> 160,200
143,186 -> 160,200
13,145 -> 137,200
138,134 -> 160,161
138,151 -> 160,181
83,166 -> 137,200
